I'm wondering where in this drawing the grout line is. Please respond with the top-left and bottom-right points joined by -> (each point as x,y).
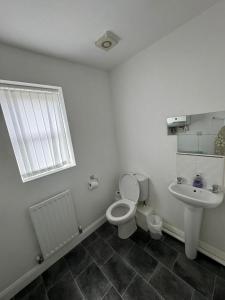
192,257 -> 224,279
144,247 -> 176,271
104,237 -> 164,298
104,235 -> 134,259
68,233 -> 114,299
68,269 -> 85,300
164,230 -> 225,278
100,262 -> 123,296
81,236 -> 98,249
43,257 -> 72,292
162,238 -> 184,253
43,271 -> 71,293
171,251 -> 179,270
211,275 -> 217,300
99,252 -> 115,268
71,244 -> 97,279
124,241 -> 136,257
121,273 -> 137,297
148,282 -> 165,300
151,260 -> 196,296
100,283 -> 112,300
40,275 -> 50,300
98,233 -> 137,297
102,231 -> 165,293
147,264 -> 166,300
74,259 -> 94,279
63,243 -> 95,281
172,253 -> 216,298
117,248 -> 151,284
148,262 -> 161,282
15,275 -> 49,300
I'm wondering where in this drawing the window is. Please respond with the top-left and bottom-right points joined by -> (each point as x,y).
0,80 -> 76,182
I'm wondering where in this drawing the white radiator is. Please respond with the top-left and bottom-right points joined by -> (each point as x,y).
29,190 -> 79,260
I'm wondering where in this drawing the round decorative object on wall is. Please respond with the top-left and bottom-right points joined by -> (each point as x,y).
215,126 -> 225,156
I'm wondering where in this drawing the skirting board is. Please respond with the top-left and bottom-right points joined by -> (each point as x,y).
163,221 -> 225,267
0,215 -> 106,300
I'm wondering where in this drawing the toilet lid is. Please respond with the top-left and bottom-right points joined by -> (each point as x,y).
119,174 -> 140,203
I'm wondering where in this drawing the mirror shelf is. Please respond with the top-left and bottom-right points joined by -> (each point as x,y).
177,152 -> 224,158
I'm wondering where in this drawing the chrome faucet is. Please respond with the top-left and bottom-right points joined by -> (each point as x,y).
177,177 -> 184,184
209,184 -> 220,193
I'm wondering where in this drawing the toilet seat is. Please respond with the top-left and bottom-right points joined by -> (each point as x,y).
106,199 -> 136,225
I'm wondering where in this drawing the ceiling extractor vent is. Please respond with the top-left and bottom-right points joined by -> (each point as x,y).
95,31 -> 120,51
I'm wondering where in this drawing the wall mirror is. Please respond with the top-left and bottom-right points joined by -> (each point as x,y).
167,110 -> 225,156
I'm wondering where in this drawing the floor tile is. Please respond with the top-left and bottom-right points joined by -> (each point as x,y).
192,290 -> 209,300
130,227 -> 150,247
102,287 -> 122,300
102,254 -> 135,294
195,253 -> 225,279
87,237 -> 114,266
145,239 -> 178,268
125,244 -> 158,280
42,258 -> 69,290
108,234 -> 134,257
77,262 -> 109,300
124,275 -> 161,300
17,225 -> 225,300
163,233 -> 185,254
96,222 -> 116,240
213,276 -> 225,300
218,265 -> 225,279
173,254 -> 215,297
82,232 -> 99,248
150,265 -> 192,300
65,244 -> 93,277
15,277 -> 48,300
48,272 -> 83,300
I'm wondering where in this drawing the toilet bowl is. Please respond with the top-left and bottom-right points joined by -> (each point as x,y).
106,173 -> 148,239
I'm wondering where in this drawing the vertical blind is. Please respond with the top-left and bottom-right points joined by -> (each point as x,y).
0,82 -> 75,182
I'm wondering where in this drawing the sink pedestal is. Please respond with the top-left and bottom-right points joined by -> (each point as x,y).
184,205 -> 203,259
169,182 -> 224,260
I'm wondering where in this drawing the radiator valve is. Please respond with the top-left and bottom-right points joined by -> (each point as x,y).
36,254 -> 44,264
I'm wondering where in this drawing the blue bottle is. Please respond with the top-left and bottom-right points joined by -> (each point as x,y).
193,174 -> 203,188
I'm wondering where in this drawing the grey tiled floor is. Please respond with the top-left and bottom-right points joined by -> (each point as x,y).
12,223 -> 225,300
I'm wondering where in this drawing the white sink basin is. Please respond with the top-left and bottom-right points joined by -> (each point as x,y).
168,182 -> 224,208
168,181 -> 224,260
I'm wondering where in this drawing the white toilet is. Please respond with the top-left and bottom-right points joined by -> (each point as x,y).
106,173 -> 148,239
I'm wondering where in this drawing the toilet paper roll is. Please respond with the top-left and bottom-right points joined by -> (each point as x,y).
88,179 -> 99,190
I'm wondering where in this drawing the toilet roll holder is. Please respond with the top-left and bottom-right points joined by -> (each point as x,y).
88,174 -> 99,190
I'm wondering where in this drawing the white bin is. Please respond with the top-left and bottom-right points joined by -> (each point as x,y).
147,214 -> 162,240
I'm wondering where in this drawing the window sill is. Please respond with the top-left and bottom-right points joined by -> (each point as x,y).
22,162 -> 76,182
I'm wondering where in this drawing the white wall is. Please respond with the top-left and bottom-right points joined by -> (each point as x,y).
0,43 -> 118,292
110,1 -> 225,253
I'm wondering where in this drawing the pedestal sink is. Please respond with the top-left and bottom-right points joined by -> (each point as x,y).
168,182 -> 224,259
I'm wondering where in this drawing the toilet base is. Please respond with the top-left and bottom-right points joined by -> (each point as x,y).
118,218 -> 137,239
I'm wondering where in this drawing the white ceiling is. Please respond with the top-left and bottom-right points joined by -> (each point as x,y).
0,0 -> 221,70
